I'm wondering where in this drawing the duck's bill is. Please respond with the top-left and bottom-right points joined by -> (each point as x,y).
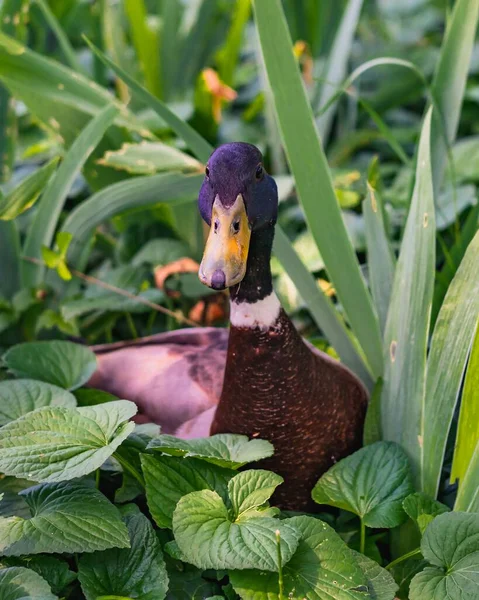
199,194 -> 251,290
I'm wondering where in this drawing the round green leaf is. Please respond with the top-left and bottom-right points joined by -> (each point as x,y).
228,470 -> 283,518
312,441 -> 414,528
352,551 -> 398,600
0,401 -> 136,482
172,489 -> 300,571
230,515 -> 370,599
2,557 -> 76,596
0,566 -> 57,600
78,512 -> 169,600
410,512 -> 479,600
403,492 -> 450,534
0,482 -> 129,556
147,433 -> 274,469
2,341 -> 97,390
0,379 -> 76,426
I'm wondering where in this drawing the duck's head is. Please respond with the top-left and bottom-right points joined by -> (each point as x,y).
198,142 -> 278,291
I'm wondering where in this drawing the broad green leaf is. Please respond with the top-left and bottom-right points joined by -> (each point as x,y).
403,493 -> 450,535
409,512 -> 479,600
0,567 -> 56,600
62,172 -> 203,268
363,185 -> 395,335
0,31 -> 145,144
230,515 -> 370,600
74,388 -> 119,407
0,379 -> 76,426
147,433 -> 274,469
2,556 -> 76,596
352,551 -> 398,600
273,226 -> 373,388
314,0 -> 364,143
21,104 -> 118,287
422,231 -> 479,496
132,238 -> 190,267
389,557 -> 429,600
0,477 -> 32,519
172,489 -> 300,571
125,0 -> 161,98
0,482 -> 129,556
451,319 -> 479,484
228,470 -> 282,519
429,0 -> 479,194
98,141 -> 202,175
78,511 -> 168,600
253,0 -> 383,378
381,108 -> 435,488
2,340 -> 97,390
0,157 -> 59,221
312,441 -> 414,528
85,38 -> 212,163
141,454 -> 235,529
165,561 -> 219,600
0,401 -> 136,482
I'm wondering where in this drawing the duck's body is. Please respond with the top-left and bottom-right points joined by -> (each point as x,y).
89,142 -> 369,509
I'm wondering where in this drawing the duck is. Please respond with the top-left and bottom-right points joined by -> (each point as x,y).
89,142 -> 368,510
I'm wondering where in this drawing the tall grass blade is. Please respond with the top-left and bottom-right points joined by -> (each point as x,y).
125,0 -> 162,98
452,323 -> 479,486
101,0 -> 130,103
0,220 -> 20,299
62,173 -> 203,268
216,0 -> 251,86
253,0 -> 383,378
22,104 -> 118,287
86,38 -> 213,163
423,231 -> 479,497
455,444 -> 479,513
363,184 -> 396,335
0,157 -> 59,220
159,0 -> 183,100
429,0 -> 479,195
0,32 -> 144,144
314,0 -> 363,144
381,108 -> 435,487
273,226 -> 373,388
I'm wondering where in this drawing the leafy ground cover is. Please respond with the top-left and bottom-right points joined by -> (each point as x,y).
0,0 -> 479,598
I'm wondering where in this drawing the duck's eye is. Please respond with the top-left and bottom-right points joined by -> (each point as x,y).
255,164 -> 263,180
232,220 -> 240,234
205,166 -> 210,178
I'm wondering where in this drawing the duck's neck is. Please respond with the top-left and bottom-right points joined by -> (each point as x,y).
229,225 -> 281,328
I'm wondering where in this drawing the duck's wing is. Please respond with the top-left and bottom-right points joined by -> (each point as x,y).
89,327 -> 228,432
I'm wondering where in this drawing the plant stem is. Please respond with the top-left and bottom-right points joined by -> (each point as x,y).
95,468 -> 100,489
124,312 -> 138,340
275,529 -> 284,600
385,547 -> 422,570
360,519 -> 366,555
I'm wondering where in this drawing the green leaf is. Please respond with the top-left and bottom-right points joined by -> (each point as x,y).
85,38 -> 212,163
455,444 -> 479,513
2,340 -> 97,390
0,157 -> 59,221
62,172 -> 202,269
0,401 -> 136,482
147,433 -> 274,469
2,556 -> 76,596
403,493 -> 450,535
165,561 -> 219,600
132,238 -> 190,267
99,141 -> 202,175
215,0 -> 250,86
0,566 -> 57,600
78,511 -> 168,600
0,221 -> 20,300
253,0 -> 383,378
21,104 -> 118,287
352,551 -> 398,600
0,477 -> 32,519
363,185 -> 395,336
312,441 -> 414,528
422,230 -> 479,496
429,0 -> 479,194
273,226 -> 373,387
409,512 -> 479,600
228,470 -> 282,519
230,515 -> 370,600
172,489 -> 300,571
0,482 -> 129,556
141,454 -> 235,529
381,108 -> 435,488
0,379 -> 76,426
363,377 -> 383,446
